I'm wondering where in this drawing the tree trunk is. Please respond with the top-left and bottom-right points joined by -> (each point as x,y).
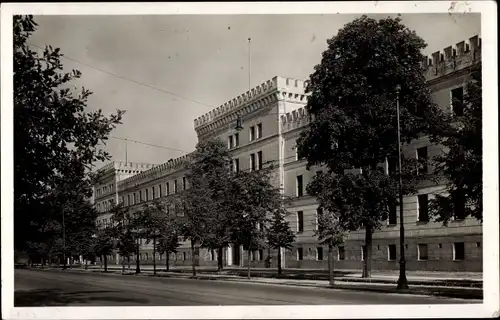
247,250 -> 251,279
328,243 -> 334,286
191,240 -> 197,277
277,246 -> 282,276
136,239 -> 141,274
85,259 -> 88,270
166,252 -> 170,272
122,256 -> 125,273
127,256 -> 130,270
153,237 -> 157,275
362,226 -> 372,278
217,247 -> 224,272
104,254 -> 108,272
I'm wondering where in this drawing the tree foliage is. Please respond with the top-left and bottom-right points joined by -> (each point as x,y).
429,62 -> 482,224
296,15 -> 441,277
13,15 -> 124,256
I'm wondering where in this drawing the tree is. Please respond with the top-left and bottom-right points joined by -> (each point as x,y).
180,138 -> 233,275
429,62 -> 482,224
14,15 -> 124,256
266,208 -> 296,276
296,15 -> 443,278
92,228 -> 115,272
110,203 -> 137,273
314,198 -> 346,286
227,167 -> 282,279
136,199 -> 171,275
156,211 -> 181,272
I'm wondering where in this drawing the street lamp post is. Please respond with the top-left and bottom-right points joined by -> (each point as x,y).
395,85 -> 409,290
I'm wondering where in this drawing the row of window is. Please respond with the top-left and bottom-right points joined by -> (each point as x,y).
119,177 -> 187,208
228,123 -> 263,149
294,196 -> 466,234
296,242 -> 477,261
231,151 -> 264,173
95,183 -> 114,197
96,199 -> 115,213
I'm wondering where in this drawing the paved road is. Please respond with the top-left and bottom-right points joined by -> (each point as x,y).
15,269 -> 477,306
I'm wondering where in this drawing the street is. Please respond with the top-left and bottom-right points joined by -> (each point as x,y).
15,269 -> 477,306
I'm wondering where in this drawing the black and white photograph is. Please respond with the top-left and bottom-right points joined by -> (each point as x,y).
1,2 -> 498,319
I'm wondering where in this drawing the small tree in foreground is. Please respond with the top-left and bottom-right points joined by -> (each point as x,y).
315,206 -> 345,286
92,228 -> 114,272
156,208 -> 181,272
266,208 -> 296,276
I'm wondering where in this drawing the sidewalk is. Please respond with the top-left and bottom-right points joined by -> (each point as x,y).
79,264 -> 482,287
32,266 -> 483,301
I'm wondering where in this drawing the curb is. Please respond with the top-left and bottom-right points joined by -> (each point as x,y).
28,267 -> 482,300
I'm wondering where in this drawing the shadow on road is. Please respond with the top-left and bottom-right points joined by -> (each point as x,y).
15,288 -> 149,306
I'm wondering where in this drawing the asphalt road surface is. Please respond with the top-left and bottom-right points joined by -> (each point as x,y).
15,269 -> 476,306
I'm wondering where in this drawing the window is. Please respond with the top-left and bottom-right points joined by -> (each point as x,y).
183,177 -> 187,190
417,147 -> 428,175
258,249 -> 264,261
297,211 -> 304,233
159,184 -> 162,198
120,196 -> 124,204
316,208 -> 322,230
233,158 -> 240,173
257,151 -> 263,170
418,194 -> 429,222
454,242 -> 465,260
234,133 -> 239,147
145,189 -> 149,201
297,248 -> 304,261
210,250 -> 215,261
249,126 -> 255,141
228,135 -> 234,149
338,246 -> 345,260
418,244 -> 428,260
387,156 -> 398,176
296,175 -> 304,197
361,245 -> 366,261
127,194 -> 131,206
250,153 -> 256,171
183,252 -> 186,261
453,197 -> 466,220
388,245 -> 397,261
174,180 -> 178,193
256,123 -> 262,139
451,87 -> 464,116
166,182 -> 170,195
152,187 -> 156,199
388,204 -> 397,225
317,247 -> 324,261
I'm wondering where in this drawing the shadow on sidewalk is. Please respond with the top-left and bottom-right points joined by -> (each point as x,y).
14,288 -> 149,306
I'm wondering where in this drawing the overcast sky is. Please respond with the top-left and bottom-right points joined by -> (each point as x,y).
29,13 -> 480,169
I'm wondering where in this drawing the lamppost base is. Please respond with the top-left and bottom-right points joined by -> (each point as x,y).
397,260 -> 409,290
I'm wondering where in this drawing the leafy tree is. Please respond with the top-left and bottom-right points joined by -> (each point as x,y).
13,15 -> 123,256
92,227 -> 115,272
297,15 -> 443,278
156,210 -> 181,272
227,167 -> 282,279
266,208 -> 296,276
429,62 -> 482,224
180,138 -> 233,275
110,204 -> 136,272
314,200 -> 346,286
136,199 -> 171,275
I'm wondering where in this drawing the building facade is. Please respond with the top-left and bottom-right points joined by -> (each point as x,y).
94,35 -> 482,272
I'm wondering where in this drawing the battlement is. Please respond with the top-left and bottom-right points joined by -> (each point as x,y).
422,35 -> 481,82
118,153 -> 193,191
96,161 -> 156,173
280,106 -> 310,132
194,77 -> 279,130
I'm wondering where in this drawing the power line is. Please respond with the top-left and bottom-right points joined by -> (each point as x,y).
110,136 -> 191,154
27,43 -> 218,110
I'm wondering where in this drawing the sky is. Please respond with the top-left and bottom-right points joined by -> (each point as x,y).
28,13 -> 481,169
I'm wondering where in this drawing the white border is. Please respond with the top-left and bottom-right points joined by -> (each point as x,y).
1,1 -> 498,319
